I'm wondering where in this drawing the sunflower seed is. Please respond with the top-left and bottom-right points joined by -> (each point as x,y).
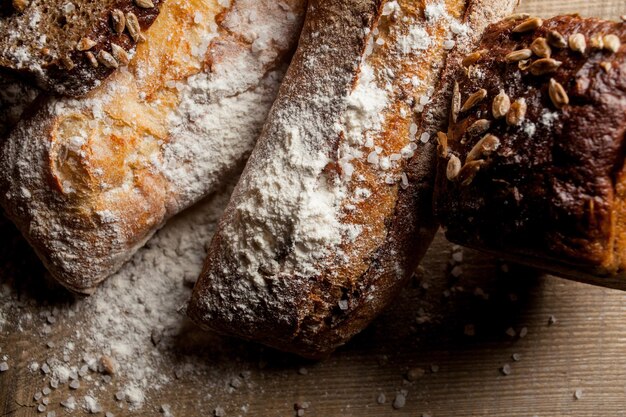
548,78 -> 569,109
600,61 -> 612,72
547,30 -> 567,48
467,119 -> 491,137
518,59 -> 532,71
589,35 -> 604,50
437,132 -> 448,158
458,160 -> 486,186
135,0 -> 154,8
531,37 -> 551,58
451,81 -> 461,123
504,13 -> 530,21
492,90 -> 511,119
506,99 -> 527,126
61,55 -> 75,70
12,0 -> 29,12
85,51 -> 98,67
505,49 -> 532,63
467,134 -> 500,163
111,9 -> 126,34
446,155 -> 462,181
512,17 -> 543,33
126,12 -> 141,42
603,34 -> 621,53
569,33 -> 586,53
529,58 -> 562,76
76,37 -> 96,51
462,50 -> 483,67
111,44 -> 130,65
461,89 -> 487,113
97,50 -> 119,69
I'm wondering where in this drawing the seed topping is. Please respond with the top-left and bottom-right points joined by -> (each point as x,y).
446,155 -> 462,181
530,37 -> 551,58
492,90 -> 511,119
506,99 -> 527,126
512,17 -> 543,33
97,50 -> 119,69
111,44 -> 130,65
547,31 -> 567,49
85,51 -> 98,67
529,58 -> 562,76
467,134 -> 501,163
603,34 -> 621,53
461,89 -> 487,113
505,49 -> 532,63
126,12 -> 141,42
548,78 -> 569,109
111,9 -> 126,34
462,50 -> 484,67
77,38 -> 96,51
135,0 -> 155,8
569,33 -> 587,53
467,119 -> 491,137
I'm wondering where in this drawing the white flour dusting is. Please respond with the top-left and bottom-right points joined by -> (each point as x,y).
0,180 -> 236,413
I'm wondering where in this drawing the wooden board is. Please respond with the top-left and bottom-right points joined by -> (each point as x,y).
1,1 -> 626,416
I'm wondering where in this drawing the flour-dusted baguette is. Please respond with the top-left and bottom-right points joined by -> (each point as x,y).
0,0 -> 167,96
188,0 -> 518,359
434,15 -> 626,290
0,0 -> 306,294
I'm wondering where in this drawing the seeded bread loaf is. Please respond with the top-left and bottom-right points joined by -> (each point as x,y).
0,0 -> 166,96
188,0 -> 518,359
0,0 -> 306,294
433,15 -> 626,290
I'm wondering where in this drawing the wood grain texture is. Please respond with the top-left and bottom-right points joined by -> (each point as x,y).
1,0 -> 626,416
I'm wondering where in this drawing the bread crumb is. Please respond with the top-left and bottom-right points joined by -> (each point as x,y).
392,393 -> 406,409
500,364 -> 512,376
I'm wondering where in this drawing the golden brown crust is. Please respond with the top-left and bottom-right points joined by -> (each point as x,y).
189,0 -> 518,359
0,0 -> 306,294
434,15 -> 626,287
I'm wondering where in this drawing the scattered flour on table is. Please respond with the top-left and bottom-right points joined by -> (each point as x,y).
0,181 -> 237,412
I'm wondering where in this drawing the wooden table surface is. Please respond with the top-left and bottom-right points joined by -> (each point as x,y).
2,1 -> 626,416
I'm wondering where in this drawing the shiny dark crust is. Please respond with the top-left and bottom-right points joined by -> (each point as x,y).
0,0 -> 163,96
434,15 -> 626,287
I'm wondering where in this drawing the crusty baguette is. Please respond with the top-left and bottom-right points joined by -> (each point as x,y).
433,15 -> 626,290
0,0 -> 166,96
188,0 -> 518,359
0,0 -> 306,294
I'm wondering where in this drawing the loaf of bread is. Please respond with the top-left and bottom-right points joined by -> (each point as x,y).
0,0 -> 167,96
0,0 -> 306,294
188,0 -> 518,359
434,15 -> 626,290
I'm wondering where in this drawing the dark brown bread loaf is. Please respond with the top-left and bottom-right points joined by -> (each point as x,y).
188,0 -> 518,359
434,15 -> 626,290
0,0 -> 164,96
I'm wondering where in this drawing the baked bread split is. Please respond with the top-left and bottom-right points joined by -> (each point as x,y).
189,0 -> 518,359
0,0 -> 306,294
433,15 -> 626,290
